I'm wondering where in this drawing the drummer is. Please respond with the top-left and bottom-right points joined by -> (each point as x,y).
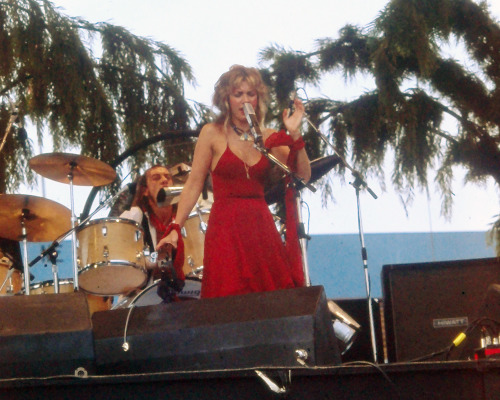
119,165 -> 185,300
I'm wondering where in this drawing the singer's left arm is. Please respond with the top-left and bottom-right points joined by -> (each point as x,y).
266,98 -> 311,182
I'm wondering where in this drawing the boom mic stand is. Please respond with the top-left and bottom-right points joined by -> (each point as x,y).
304,115 -> 380,363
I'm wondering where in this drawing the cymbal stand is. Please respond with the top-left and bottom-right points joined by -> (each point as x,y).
68,163 -> 80,291
48,249 -> 60,294
20,209 -> 31,295
304,115 -> 379,363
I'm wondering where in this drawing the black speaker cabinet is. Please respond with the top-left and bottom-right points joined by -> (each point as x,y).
92,285 -> 341,374
0,292 -> 95,378
382,257 -> 500,362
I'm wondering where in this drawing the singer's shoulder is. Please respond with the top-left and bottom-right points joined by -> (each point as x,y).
199,122 -> 222,136
199,122 -> 224,141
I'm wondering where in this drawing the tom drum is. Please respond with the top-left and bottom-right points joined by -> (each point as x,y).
77,218 -> 147,295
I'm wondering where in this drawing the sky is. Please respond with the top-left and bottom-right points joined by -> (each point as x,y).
25,0 -> 500,236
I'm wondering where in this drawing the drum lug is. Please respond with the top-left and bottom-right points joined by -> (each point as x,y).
135,230 -> 142,242
148,251 -> 158,263
181,227 -> 187,238
102,225 -> 108,237
103,245 -> 109,259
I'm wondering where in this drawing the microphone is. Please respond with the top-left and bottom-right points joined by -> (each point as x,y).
156,186 -> 183,207
243,103 -> 263,141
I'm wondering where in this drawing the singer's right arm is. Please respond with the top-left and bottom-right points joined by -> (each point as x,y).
158,124 -> 214,249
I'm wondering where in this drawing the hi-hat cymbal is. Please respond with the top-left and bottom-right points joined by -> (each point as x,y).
0,194 -> 72,242
29,152 -> 116,186
265,155 -> 341,205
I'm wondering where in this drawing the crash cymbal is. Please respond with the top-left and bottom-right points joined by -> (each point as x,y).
265,155 -> 341,205
29,152 -> 116,186
0,194 -> 72,242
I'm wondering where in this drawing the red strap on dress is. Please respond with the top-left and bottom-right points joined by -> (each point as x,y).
265,130 -> 305,287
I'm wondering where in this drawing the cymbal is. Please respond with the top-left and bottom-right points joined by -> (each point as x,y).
0,194 -> 72,242
29,152 -> 116,186
265,155 -> 341,205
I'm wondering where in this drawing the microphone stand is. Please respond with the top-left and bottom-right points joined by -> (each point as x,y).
304,115 -> 379,363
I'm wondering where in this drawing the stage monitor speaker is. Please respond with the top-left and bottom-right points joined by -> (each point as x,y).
0,292 -> 95,378
92,285 -> 341,374
382,257 -> 500,362
332,297 -> 384,363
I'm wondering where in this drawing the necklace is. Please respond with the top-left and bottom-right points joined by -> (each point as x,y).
243,162 -> 250,179
230,122 -> 252,142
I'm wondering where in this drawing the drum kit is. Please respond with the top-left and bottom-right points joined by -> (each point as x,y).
0,152 -> 211,314
0,151 -> 341,315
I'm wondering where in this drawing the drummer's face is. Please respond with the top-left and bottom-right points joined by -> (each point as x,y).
145,167 -> 173,203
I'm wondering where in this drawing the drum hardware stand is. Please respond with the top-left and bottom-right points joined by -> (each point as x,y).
20,209 -> 32,295
48,249 -> 60,294
304,114 -> 379,363
67,164 -> 80,291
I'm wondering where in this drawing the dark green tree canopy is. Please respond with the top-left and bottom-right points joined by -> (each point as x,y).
0,0 -> 205,193
260,0 -> 499,217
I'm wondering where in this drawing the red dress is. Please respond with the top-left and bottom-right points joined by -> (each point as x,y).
201,145 -> 297,298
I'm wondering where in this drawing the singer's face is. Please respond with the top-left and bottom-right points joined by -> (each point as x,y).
145,166 -> 173,204
229,81 -> 258,124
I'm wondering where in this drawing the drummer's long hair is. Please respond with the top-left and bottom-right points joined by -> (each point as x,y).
212,65 -> 269,130
131,165 -> 172,215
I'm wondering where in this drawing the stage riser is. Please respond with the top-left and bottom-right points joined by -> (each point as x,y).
92,286 -> 341,374
0,292 -> 95,378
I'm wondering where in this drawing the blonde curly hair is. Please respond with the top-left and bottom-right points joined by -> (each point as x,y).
212,65 -> 269,129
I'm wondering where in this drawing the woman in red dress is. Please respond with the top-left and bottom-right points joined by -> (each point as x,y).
160,65 -> 311,298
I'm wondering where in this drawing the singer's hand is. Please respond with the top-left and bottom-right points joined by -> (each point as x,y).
283,98 -> 305,140
157,230 -> 178,254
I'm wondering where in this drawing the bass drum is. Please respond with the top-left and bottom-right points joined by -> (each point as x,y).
29,279 -> 112,316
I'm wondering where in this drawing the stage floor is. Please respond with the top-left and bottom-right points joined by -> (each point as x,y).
1,360 -> 500,400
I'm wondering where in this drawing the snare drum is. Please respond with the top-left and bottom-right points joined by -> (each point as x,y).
77,218 -> 147,295
0,260 -> 21,295
29,279 -> 112,316
182,209 -> 209,277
